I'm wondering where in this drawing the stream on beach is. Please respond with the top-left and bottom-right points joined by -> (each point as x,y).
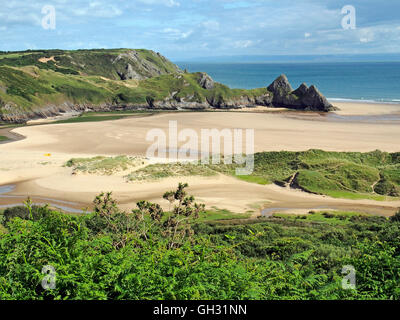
0,184 -> 85,214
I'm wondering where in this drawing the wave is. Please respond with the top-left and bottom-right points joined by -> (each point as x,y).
328,98 -> 400,105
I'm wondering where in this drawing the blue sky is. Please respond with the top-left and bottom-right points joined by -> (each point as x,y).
0,0 -> 399,59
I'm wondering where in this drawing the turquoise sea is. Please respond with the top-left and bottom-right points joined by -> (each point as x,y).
176,62 -> 400,104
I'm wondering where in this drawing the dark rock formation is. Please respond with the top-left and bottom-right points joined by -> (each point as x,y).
117,63 -> 143,80
267,74 -> 293,96
292,83 -> 308,97
197,72 -> 215,90
267,74 -> 334,112
300,85 -> 334,111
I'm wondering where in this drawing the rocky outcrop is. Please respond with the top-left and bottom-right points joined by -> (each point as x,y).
267,74 -> 293,96
300,85 -> 334,111
117,63 -> 144,80
267,74 -> 334,112
112,50 -> 181,80
197,72 -> 215,90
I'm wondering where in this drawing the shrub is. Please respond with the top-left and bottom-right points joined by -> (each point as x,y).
3,204 -> 50,224
390,209 -> 400,223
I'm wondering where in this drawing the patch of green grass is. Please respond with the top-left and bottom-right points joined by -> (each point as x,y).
0,135 -> 9,142
198,208 -> 252,222
274,210 -> 371,225
65,155 -> 146,175
320,190 -> 389,201
236,175 -> 270,185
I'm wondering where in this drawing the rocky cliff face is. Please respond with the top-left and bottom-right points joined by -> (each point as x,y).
112,50 -> 181,80
267,74 -> 334,112
196,72 -> 215,90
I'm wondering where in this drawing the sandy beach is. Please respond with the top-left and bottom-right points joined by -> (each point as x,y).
1,101 -> 400,216
333,101 -> 400,115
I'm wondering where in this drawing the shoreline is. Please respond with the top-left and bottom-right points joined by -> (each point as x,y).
328,98 -> 400,105
329,101 -> 400,116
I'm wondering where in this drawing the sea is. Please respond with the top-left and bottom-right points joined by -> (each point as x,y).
176,62 -> 400,104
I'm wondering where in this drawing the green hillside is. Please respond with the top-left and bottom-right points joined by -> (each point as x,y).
0,49 -> 180,79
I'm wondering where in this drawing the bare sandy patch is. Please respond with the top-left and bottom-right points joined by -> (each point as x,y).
38,56 -> 56,63
332,101 -> 400,116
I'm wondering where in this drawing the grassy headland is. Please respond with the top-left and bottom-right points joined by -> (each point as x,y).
0,49 -> 272,123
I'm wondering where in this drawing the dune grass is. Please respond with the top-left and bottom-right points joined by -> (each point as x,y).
65,155 -> 146,175
198,208 -> 252,222
125,162 -> 218,182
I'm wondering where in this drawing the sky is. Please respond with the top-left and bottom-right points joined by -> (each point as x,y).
0,0 -> 400,60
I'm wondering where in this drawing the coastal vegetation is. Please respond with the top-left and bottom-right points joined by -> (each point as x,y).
78,150 -> 400,200
210,149 -> 400,200
125,162 -> 217,182
65,156 -> 147,175
0,184 -> 399,300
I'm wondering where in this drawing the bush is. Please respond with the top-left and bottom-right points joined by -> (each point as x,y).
390,209 -> 400,222
3,204 -> 50,224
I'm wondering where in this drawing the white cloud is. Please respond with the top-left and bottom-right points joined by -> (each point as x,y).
73,2 -> 122,18
233,40 -> 254,48
137,0 -> 180,7
163,28 -> 193,39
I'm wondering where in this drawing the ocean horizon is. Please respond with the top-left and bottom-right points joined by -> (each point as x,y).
176,61 -> 400,104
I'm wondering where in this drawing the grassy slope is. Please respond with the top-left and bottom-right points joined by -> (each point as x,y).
210,149 -> 400,200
